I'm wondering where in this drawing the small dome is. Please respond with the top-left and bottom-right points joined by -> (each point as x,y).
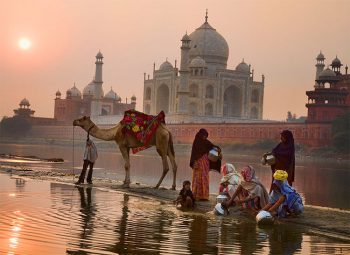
181,33 -> 191,41
131,95 -> 136,100
319,67 -> 336,78
96,51 -> 103,59
236,60 -> 250,73
83,81 -> 104,98
331,56 -> 342,66
316,51 -> 325,60
159,60 -> 173,71
104,87 -> 120,100
66,89 -> 72,95
55,90 -> 61,96
70,84 -> 81,98
20,98 -> 30,106
189,56 -> 206,68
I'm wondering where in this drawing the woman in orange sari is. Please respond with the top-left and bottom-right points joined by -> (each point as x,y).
190,129 -> 221,200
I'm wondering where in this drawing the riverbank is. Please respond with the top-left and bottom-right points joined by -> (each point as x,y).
2,166 -> 350,243
1,138 -> 349,162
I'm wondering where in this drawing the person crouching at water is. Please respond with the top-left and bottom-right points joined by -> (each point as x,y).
75,138 -> 98,185
261,170 -> 304,218
221,166 -> 269,213
219,163 -> 240,198
174,180 -> 195,208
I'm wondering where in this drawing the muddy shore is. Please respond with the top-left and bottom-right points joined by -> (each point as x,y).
2,166 -> 350,243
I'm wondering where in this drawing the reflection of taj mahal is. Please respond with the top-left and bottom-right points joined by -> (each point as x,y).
143,12 -> 264,123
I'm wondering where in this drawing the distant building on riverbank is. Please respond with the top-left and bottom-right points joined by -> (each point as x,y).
53,51 -> 136,124
12,98 -> 57,125
306,52 -> 350,123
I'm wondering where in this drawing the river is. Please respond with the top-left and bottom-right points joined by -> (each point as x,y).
0,142 -> 349,210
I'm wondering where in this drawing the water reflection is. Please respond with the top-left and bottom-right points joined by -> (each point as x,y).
0,174 -> 349,254
1,143 -> 349,209
266,224 -> 303,255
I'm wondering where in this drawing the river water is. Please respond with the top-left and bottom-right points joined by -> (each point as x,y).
1,173 -> 350,255
0,143 -> 349,210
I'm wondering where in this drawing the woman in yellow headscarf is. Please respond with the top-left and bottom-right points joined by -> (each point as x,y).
261,170 -> 304,218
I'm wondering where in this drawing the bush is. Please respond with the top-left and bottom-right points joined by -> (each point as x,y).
331,112 -> 350,153
0,117 -> 32,137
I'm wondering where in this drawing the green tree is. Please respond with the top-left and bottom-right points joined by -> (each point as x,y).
331,112 -> 350,153
0,117 -> 32,137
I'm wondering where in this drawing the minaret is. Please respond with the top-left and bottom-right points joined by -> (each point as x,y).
91,51 -> 104,116
177,32 -> 191,114
315,51 -> 325,86
95,50 -> 103,83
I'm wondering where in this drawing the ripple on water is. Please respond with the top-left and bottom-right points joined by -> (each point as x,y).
0,173 -> 350,255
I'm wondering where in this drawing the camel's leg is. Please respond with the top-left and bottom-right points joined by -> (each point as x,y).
155,152 -> 169,189
119,145 -> 130,188
154,132 -> 170,189
167,152 -> 177,190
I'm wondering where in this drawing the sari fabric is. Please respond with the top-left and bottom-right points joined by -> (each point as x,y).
192,154 -> 210,200
190,129 -> 221,173
270,180 -> 304,218
239,166 -> 269,209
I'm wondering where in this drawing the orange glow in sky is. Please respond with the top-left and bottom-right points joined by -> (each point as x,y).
1,0 -> 349,121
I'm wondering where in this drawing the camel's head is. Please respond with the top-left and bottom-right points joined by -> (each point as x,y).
73,116 -> 92,129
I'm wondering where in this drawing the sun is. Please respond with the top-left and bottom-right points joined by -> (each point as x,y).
18,38 -> 32,50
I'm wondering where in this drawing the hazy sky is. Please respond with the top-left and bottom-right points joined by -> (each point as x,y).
1,0 -> 349,121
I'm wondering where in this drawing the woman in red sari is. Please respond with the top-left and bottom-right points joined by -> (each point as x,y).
190,129 -> 221,200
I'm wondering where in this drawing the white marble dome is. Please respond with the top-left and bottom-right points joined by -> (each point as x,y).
189,56 -> 206,68
20,98 -> 30,106
159,60 -> 173,71
236,60 -> 250,73
104,88 -> 120,100
70,85 -> 81,98
83,81 -> 104,98
189,21 -> 229,67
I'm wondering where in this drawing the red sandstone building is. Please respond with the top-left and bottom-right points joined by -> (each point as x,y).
306,53 -> 350,123
54,52 -> 136,124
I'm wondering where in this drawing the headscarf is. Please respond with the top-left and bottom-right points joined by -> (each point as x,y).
273,170 -> 288,181
221,163 -> 236,175
190,129 -> 212,163
239,166 -> 269,208
190,129 -> 222,172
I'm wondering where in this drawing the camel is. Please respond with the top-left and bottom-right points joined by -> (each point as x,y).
73,116 -> 177,189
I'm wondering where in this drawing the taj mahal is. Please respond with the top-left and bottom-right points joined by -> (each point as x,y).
143,12 -> 265,123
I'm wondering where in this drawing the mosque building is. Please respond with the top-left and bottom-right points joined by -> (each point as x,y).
306,52 -> 350,123
143,12 -> 265,123
54,51 -> 136,123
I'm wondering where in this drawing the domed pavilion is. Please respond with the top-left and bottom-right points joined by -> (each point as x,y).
143,11 -> 265,123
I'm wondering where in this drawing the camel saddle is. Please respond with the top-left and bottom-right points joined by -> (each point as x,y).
120,110 -> 165,153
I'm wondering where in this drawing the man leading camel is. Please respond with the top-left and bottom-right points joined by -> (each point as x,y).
73,114 -> 177,189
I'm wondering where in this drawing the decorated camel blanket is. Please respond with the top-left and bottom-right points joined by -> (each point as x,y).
120,110 -> 165,154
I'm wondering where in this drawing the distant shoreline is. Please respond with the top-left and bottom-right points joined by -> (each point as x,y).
0,137 -> 349,162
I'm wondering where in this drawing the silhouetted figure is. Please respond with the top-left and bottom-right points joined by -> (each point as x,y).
76,138 -> 98,185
